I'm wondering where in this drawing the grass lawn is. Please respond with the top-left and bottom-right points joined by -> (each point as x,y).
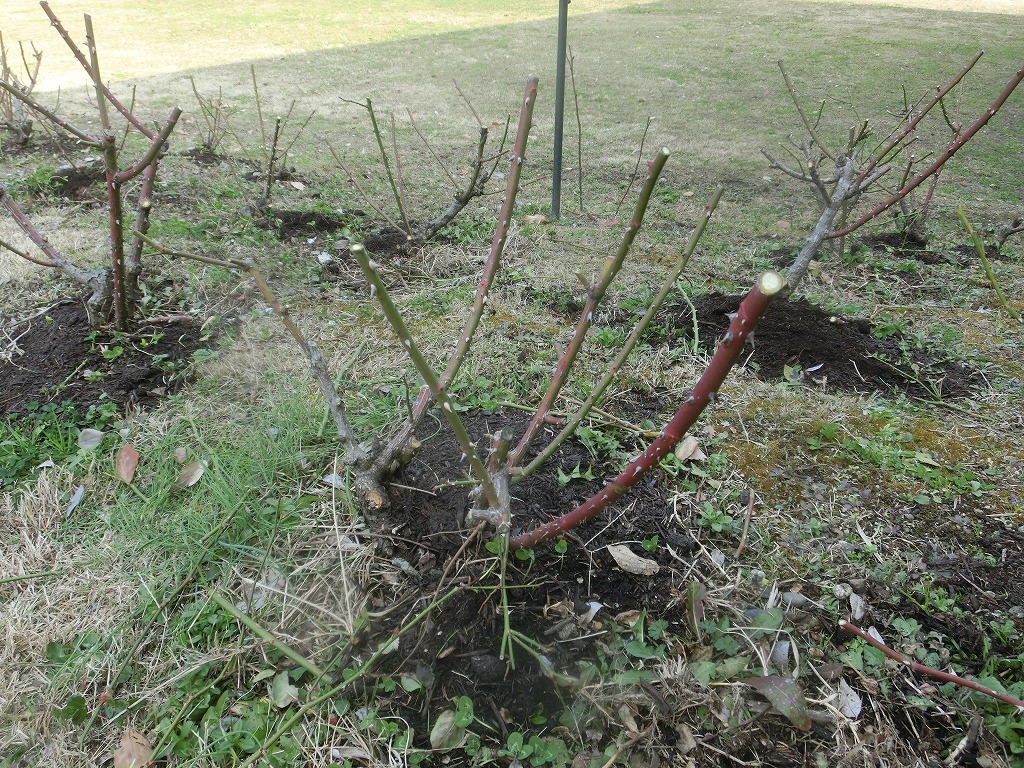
2,1 -> 1024,766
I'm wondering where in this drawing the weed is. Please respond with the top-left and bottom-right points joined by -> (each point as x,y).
696,500 -> 737,534
0,400 -> 119,487
556,462 -> 595,486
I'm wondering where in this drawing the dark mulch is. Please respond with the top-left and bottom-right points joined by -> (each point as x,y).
377,410 -> 698,751
0,300 -> 210,416
653,293 -> 982,398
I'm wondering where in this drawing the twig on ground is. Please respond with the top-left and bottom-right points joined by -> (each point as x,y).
734,488 -> 756,558
839,620 -> 1024,710
209,591 -> 325,678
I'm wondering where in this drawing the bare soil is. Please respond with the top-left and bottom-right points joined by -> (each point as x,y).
655,293 -> 982,398
0,299 -> 209,416
376,403 -> 1024,764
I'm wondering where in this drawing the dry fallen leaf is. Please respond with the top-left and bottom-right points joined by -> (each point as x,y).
837,678 -> 863,719
607,544 -> 660,576
175,459 -> 206,489
78,428 -> 105,450
674,435 -> 707,463
289,180 -> 306,190
522,213 -> 550,225
116,444 -> 140,484
112,728 -> 153,768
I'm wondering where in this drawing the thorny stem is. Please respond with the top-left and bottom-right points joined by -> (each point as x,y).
0,80 -> 100,145
352,243 -> 501,510
616,116 -> 653,216
839,621 -> 1024,710
510,271 -> 785,549
508,147 -> 670,468
829,61 -> 1024,239
516,186 -> 724,483
785,158 -> 856,290
115,107 -> 180,183
367,77 -> 538,480
365,98 -> 412,238
389,112 -> 411,232
567,45 -> 585,212
859,51 -> 982,187
419,124 -> 493,239
136,234 -> 371,471
39,2 -> 156,139
0,234 -> 56,267
1,184 -> 101,284
959,207 -> 1020,321
330,146 -> 409,237
263,116 -> 282,204
407,107 -> 458,187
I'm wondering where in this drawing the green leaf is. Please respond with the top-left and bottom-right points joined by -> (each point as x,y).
45,641 -> 71,664
400,675 -> 423,692
716,655 -> 751,679
745,675 -> 812,731
54,695 -> 88,725
689,661 -> 717,688
270,671 -> 299,708
625,640 -> 663,659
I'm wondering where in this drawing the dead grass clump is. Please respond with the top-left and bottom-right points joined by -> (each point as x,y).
0,470 -> 135,766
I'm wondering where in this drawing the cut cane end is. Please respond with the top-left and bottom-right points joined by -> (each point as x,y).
758,271 -> 785,296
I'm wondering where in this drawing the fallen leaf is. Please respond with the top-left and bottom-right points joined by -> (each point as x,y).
745,675 -> 812,731
78,428 -> 105,450
837,678 -> 863,719
270,671 -> 299,708
607,544 -> 660,576
175,460 -> 206,489
112,728 -> 153,768
173,447 -> 188,464
321,473 -> 346,488
849,592 -> 866,620
613,609 -> 643,626
429,709 -> 466,751
674,435 -> 707,463
116,444 -> 140,484
522,213 -> 550,224
289,180 -> 306,190
64,485 -> 85,518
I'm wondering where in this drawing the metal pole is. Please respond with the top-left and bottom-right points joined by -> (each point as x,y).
551,0 -> 569,220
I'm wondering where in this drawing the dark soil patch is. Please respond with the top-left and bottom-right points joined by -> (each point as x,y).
655,293 -> 982,398
45,160 -> 104,200
182,147 -> 230,166
270,209 -> 353,239
378,410 -> 695,752
950,243 -> 1012,263
0,299 -> 209,415
0,133 -> 90,160
855,232 -> 946,263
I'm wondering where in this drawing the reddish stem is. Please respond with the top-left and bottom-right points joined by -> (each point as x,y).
830,61 -> 1024,239
366,77 -> 538,480
39,2 -> 157,139
839,621 -> 1024,710
510,271 -> 785,549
